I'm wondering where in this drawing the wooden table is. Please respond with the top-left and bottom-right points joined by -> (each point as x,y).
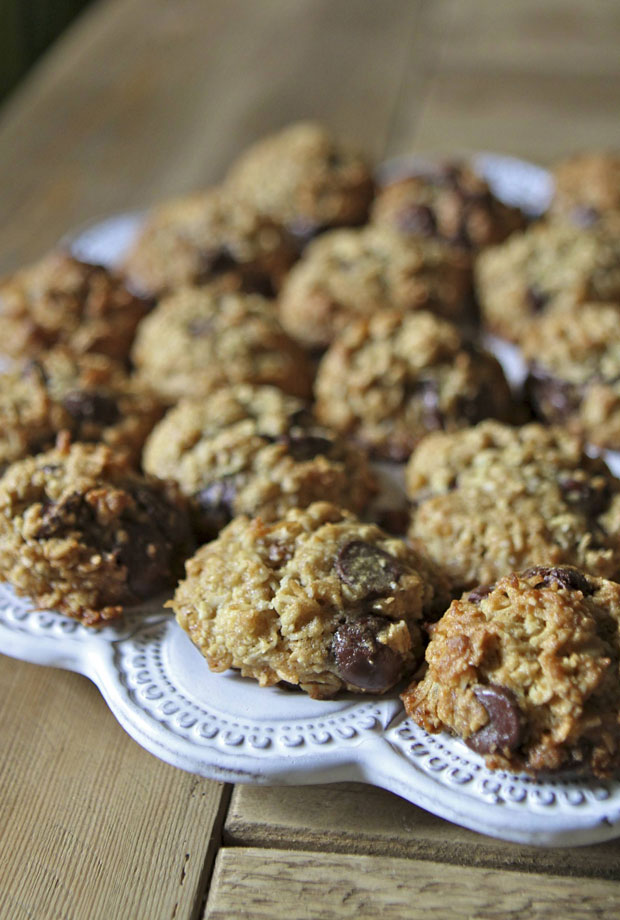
1,2 -> 620,917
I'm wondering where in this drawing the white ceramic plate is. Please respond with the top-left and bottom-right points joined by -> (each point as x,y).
4,155 -> 620,847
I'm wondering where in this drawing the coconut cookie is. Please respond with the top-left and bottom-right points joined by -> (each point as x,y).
314,310 -> 516,461
522,301 -> 620,451
172,502 -> 448,698
0,349 -> 162,470
225,121 -> 374,245
143,385 -> 377,539
0,252 -> 151,361
402,566 -> 620,777
406,421 -> 620,594
132,286 -> 314,402
278,225 -> 471,349
123,187 -> 297,297
476,219 -> 620,343
0,442 -> 194,625
372,161 -> 525,251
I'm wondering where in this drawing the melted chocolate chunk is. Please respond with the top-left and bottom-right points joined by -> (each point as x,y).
194,478 -> 237,536
524,565 -> 594,596
558,476 -> 611,518
467,583 -> 494,603
331,614 -> 403,692
35,491 -> 95,539
466,684 -> 523,754
336,541 -> 402,598
281,433 -> 332,462
62,390 -> 120,426
397,204 -> 437,237
524,366 -> 581,423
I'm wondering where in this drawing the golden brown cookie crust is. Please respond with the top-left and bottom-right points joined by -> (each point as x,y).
172,502 -> 447,698
402,567 -> 620,777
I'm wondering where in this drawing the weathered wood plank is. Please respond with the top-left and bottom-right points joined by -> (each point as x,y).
225,782 -> 620,879
204,847 -> 620,919
0,655 -> 230,920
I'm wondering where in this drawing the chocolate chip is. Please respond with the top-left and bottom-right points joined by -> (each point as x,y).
558,476 -> 611,518
466,684 -> 523,754
35,491 -> 94,539
331,614 -> 403,692
197,247 -> 238,282
525,366 -> 581,423
397,204 -> 437,237
524,565 -> 594,596
336,541 -> 402,598
281,433 -> 332,462
526,285 -> 549,314
468,583 -> 494,603
194,478 -> 237,536
287,406 -> 315,430
62,390 -> 120,426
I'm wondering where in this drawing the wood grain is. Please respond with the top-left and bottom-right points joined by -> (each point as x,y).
0,0 -> 425,273
0,655 -> 229,920
225,783 -> 620,879
205,847 -> 620,919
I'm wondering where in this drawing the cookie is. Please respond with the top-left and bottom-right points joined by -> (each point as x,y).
0,252 -> 150,361
476,219 -> 620,342
278,225 -> 471,348
131,286 -> 314,402
172,502 -> 448,698
406,421 -> 620,593
123,187 -> 297,297
523,301 -> 620,450
0,441 -> 194,625
372,161 -> 525,250
549,152 -> 620,225
225,121 -> 374,244
402,566 -> 620,777
314,310 -> 516,461
143,385 -> 377,539
0,349 -> 163,470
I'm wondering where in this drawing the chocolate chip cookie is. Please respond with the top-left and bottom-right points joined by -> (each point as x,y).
402,566 -> 620,777
143,385 -> 377,539
0,349 -> 163,470
407,421 -> 620,594
172,502 -> 448,698
476,219 -> 620,342
278,225 -> 471,349
549,151 -> 620,225
123,187 -> 297,297
0,441 -> 193,625
523,301 -> 620,450
0,252 -> 150,361
372,161 -> 525,250
314,310 -> 516,461
131,286 -> 314,402
225,121 -> 374,245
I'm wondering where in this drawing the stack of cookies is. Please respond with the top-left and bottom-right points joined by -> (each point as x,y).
2,124 -> 620,778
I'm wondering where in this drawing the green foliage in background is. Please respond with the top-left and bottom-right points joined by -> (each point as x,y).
0,0 -> 93,103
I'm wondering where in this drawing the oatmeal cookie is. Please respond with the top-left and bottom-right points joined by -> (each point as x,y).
123,187 -> 297,297
172,502 -> 448,698
225,121 -> 374,244
131,286 -> 314,402
0,252 -> 150,361
0,442 -> 193,624
143,385 -> 377,539
523,301 -> 620,450
406,421 -> 620,593
278,225 -> 471,348
550,152 -> 620,225
0,349 -> 163,470
372,161 -> 525,250
314,310 -> 516,461
402,566 -> 620,777
476,220 -> 620,342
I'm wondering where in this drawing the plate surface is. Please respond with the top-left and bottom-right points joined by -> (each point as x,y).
4,155 -> 620,846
